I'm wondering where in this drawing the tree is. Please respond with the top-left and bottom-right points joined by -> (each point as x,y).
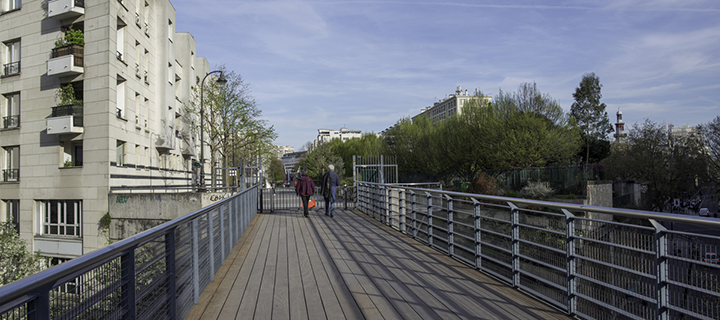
602,119 -> 710,211
570,73 -> 613,163
1,222 -> 48,285
300,143 -> 344,182
267,157 -> 285,186
184,65 -> 276,188
697,116 -> 720,180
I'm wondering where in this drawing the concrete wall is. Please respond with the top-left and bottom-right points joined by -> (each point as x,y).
108,191 -> 235,240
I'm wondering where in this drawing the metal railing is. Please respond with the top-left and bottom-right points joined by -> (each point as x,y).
356,181 -> 720,320
259,186 -> 356,213
0,185 -> 259,320
2,169 -> 19,182
3,61 -> 20,76
51,44 -> 84,68
51,105 -> 84,127
2,115 -> 19,129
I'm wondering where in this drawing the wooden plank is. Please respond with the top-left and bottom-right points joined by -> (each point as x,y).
232,216 -> 276,319
308,214 -> 365,320
272,213 -> 290,320
294,213 -> 325,320
287,213 -> 309,320
212,214 -> 271,320
254,213 -> 281,319
185,214 -> 263,320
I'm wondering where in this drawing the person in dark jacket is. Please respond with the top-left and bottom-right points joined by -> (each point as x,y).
321,164 -> 340,217
295,170 -> 315,217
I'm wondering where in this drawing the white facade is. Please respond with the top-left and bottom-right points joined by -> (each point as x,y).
413,86 -> 492,123
0,0 -> 212,259
314,128 -> 362,147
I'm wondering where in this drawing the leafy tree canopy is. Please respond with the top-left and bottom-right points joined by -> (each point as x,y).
570,73 -> 613,163
1,222 -> 48,285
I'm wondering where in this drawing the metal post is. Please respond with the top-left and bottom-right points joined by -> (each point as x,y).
472,198 -> 482,269
411,191 -> 417,239
650,219 -> 669,320
121,248 -> 137,320
192,219 -> 200,304
220,207 -> 226,264
165,228 -> 177,319
562,209 -> 576,316
446,194 -> 454,257
508,202 -> 520,288
426,192 -> 433,248
198,70 -> 225,192
208,211 -> 215,279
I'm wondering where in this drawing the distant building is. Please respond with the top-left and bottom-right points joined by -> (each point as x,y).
412,86 -> 492,124
313,128 -> 362,147
274,145 -> 295,159
281,151 -> 305,176
614,109 -> 627,142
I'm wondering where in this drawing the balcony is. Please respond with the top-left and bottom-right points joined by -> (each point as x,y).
48,45 -> 84,76
2,61 -> 20,77
48,0 -> 85,20
2,169 -> 19,182
179,131 -> 196,156
2,115 -> 19,129
47,105 -> 83,135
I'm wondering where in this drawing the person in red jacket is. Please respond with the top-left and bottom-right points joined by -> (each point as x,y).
295,170 -> 315,217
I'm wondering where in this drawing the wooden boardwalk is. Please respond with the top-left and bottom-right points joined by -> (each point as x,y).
185,208 -> 573,320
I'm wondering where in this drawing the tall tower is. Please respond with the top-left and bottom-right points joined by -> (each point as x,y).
614,108 -> 627,142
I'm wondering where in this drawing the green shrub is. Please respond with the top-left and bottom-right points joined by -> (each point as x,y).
520,180 -> 555,199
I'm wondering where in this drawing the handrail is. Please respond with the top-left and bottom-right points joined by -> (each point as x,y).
355,181 -> 720,320
0,184 -> 260,319
361,181 -> 720,228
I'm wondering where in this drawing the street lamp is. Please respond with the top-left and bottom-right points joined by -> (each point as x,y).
199,70 -> 227,191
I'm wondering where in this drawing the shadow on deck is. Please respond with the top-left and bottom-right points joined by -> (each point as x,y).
186,207 -> 572,320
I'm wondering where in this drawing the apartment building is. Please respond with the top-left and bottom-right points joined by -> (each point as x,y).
314,128 -> 361,148
412,86 -> 492,123
0,0 -> 212,260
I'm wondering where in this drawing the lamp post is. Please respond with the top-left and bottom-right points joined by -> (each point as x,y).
199,70 -> 227,192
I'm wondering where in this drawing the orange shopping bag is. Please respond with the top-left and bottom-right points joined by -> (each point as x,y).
308,200 -> 316,209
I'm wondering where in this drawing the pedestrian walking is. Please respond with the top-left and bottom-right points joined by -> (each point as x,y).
321,164 -> 340,217
295,170 -> 315,217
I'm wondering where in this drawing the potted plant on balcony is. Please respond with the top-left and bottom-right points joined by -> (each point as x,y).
52,28 -> 84,59
56,84 -> 82,107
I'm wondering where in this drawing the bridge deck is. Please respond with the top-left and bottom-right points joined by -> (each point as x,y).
185,208 -> 572,320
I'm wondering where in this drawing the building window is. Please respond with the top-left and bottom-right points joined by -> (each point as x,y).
116,140 -> 126,166
1,0 -> 21,13
2,39 -> 20,77
116,76 -> 126,118
116,18 -> 126,61
3,92 -> 20,129
37,200 -> 82,237
62,141 -> 83,167
4,199 -> 19,234
3,146 -> 19,182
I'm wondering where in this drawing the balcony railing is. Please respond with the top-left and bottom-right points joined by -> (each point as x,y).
2,115 -> 20,129
3,61 -> 20,76
2,169 -> 19,182
51,44 -> 84,66
48,0 -> 85,19
0,185 -> 259,320
51,104 -> 84,127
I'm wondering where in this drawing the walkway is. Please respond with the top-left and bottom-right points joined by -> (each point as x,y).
185,207 -> 572,320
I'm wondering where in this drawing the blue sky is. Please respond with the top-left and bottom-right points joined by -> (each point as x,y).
170,0 -> 720,151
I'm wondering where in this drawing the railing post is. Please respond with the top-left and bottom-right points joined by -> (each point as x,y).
165,228 -> 177,319
229,201 -> 235,245
445,194 -> 454,257
385,186 -> 391,226
192,219 -> 200,304
121,247 -> 137,320
399,188 -> 405,234
28,286 -> 50,320
260,187 -> 264,213
208,211 -> 215,279
508,202 -> 520,288
561,209 -> 576,316
426,192 -> 433,248
472,198 -> 482,269
649,219 -> 669,320
411,190 -> 417,239
220,207 -> 226,264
